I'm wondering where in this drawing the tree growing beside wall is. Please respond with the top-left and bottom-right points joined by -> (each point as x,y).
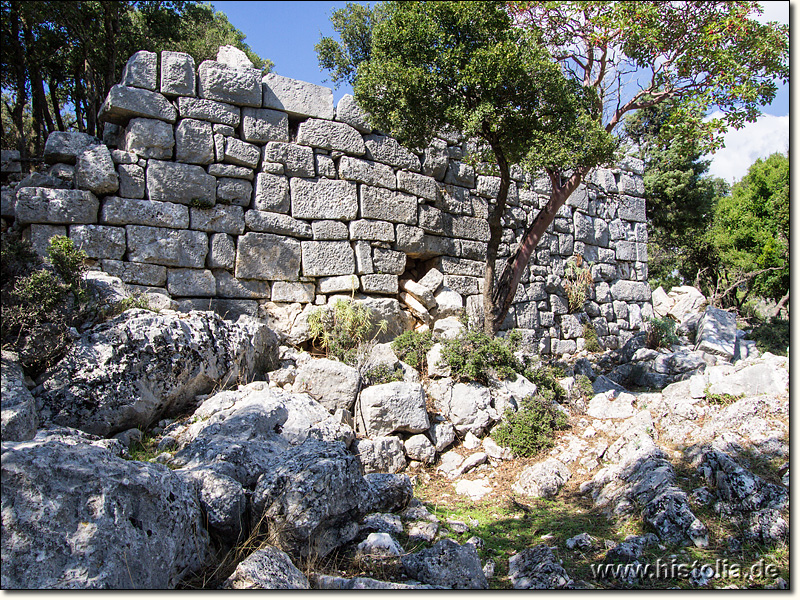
317,0 -> 789,333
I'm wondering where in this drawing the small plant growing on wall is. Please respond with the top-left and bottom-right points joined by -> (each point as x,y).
307,298 -> 387,366
644,316 -> 679,349
563,254 -> 593,313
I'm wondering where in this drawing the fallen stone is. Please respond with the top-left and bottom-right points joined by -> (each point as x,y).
222,546 -> 309,589
512,458 -> 571,498
357,381 -> 429,437
508,545 -> 573,589
43,131 -> 99,164
402,539 -> 488,589
293,358 -> 360,413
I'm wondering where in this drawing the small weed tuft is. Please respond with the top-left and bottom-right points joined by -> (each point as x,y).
563,255 -> 593,313
390,329 -> 433,375
582,323 -> 602,352
644,315 -> 678,349
308,298 -> 388,366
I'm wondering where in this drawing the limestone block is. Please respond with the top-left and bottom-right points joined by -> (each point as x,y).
422,138 -> 448,181
117,163 -> 145,198
339,156 -> 395,189
293,359 -> 360,412
167,268 -> 216,297
611,280 -> 652,302
146,160 -> 215,205
235,232 -> 301,281
245,210 -> 312,238
400,279 -> 435,309
126,225 -> 207,268
315,154 -> 336,178
242,107 -> 289,143
349,219 -> 394,242
335,94 -> 371,133
198,60 -> 262,107
394,224 -> 426,255
69,224 -> 125,259
301,241 -> 355,277
618,195 -> 646,222
397,170 -> 437,201
432,286 -> 463,317
216,177 -> 252,207
263,142 -> 315,177
215,270 -> 270,299
208,233 -> 236,270
616,240 -> 636,261
297,118 -> 366,156
619,173 -> 645,197
271,281 -> 315,303
99,84 -> 177,125
75,145 -> 119,195
446,215 -> 490,242
262,73 -> 334,120
359,185 -> 417,225
364,135 -> 420,171
101,196 -> 189,229
318,275 -> 360,294
252,172 -> 289,213
361,274 -> 398,294
216,45 -> 253,69
373,248 -> 406,275
444,161 -> 475,188
209,164 -> 253,180
590,167 -> 618,193
357,382 -> 430,437
28,224 -> 66,256
435,256 -> 483,277
354,241 -> 373,274
121,51 -> 157,90
418,205 -> 443,232
694,307 -> 737,361
291,178 -> 357,221
312,220 -> 349,240
15,188 -> 99,225
223,137 -> 260,169
175,119 -> 214,164
101,260 -> 167,286
190,204 -> 245,234
177,96 -> 240,126
160,51 -> 196,96
418,268 -> 444,293
353,437 -> 407,474
43,131 -> 98,164
1,188 -> 15,219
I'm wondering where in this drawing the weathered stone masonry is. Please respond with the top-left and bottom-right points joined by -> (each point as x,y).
2,47 -> 653,353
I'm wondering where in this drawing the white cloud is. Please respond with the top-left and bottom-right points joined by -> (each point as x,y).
704,112 -> 789,184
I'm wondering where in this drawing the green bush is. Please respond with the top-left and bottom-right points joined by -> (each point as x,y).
644,316 -> 679,349
391,329 -> 433,374
13,270 -> 70,316
493,395 -> 570,457
440,329 -> 523,384
0,235 -> 38,285
575,374 -> 594,400
307,299 -> 387,366
582,323 -> 602,352
748,318 -> 789,356
47,235 -> 87,293
362,363 -> 404,387
523,363 -> 567,404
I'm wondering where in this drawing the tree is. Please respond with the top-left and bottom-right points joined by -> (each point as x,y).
344,1 -> 615,334
319,1 -> 789,333
709,152 -> 788,310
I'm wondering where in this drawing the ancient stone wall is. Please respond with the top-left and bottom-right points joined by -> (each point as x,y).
2,47 -> 653,353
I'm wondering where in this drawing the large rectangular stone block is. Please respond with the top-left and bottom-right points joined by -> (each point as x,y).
359,185 -> 417,225
241,107 -> 289,143
349,219 -> 394,242
175,119 -> 214,164
167,268 -> 216,297
123,118 -> 174,160
291,178 -> 357,220
122,51 -> 157,90
610,280 -> 652,302
618,195 -> 646,223
397,170 -> 437,201
15,188 -> 99,225
190,204 -> 245,234
215,270 -> 271,299
101,259 -> 167,286
28,224 -> 65,256
117,163 -> 145,199
364,134 -> 420,171
694,307 -> 737,360
177,96 -> 240,126
301,241 -> 355,277
253,172 -> 289,213
263,142 -> 315,178
101,196 -> 189,229
296,119 -> 366,156
245,210 -> 312,238
208,233 -> 235,269
271,281 -> 315,303
372,247 -> 406,275
339,156 -> 396,189
198,60 -> 262,107
126,225 -> 208,267
235,232 -> 301,281
69,224 -> 125,259
361,274 -> 398,294
262,73 -> 334,120
446,215 -> 490,242
160,51 -> 196,97
216,177 -> 252,207
146,160 -> 215,206
98,84 -> 177,125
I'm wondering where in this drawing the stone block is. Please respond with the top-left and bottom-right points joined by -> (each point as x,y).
372,248 -> 406,275
335,94 -> 371,133
418,205 -> 443,233
101,259 -> 167,286
28,224 -> 66,256
216,177 -> 252,207
1,188 -> 15,218
69,224 -> 125,259
615,241 -> 636,261
16,188 -> 99,225
101,196 -> 189,229
444,161 -> 475,188
422,138 -> 448,181
435,256 -> 483,277
215,270 -> 270,299
315,154 -> 336,178
241,107 -> 289,143
245,210 -> 312,238
160,51 -> 196,96
126,225 -> 207,267
235,232 -> 301,281
618,195 -> 646,222
396,169 -> 437,202
694,307 -> 737,360
99,84 -> 177,125
177,96 -> 239,126
291,178 -> 357,221
361,274 -> 398,294
117,163 -> 145,199
442,275 -> 479,297
349,219 -> 394,242
364,134 -> 420,170
43,132 -> 98,164
393,224 -> 425,255
271,281 -> 315,303
339,156 -> 395,189
301,241 -> 355,277
208,164 -> 253,180
610,280 -> 652,302
223,137 -> 260,169
198,60 -> 262,107
175,119 -> 214,164
436,184 -> 472,215
122,118 -> 174,159
146,160 -> 215,205
446,215 -> 490,242
354,240 -> 373,274
121,51 -> 157,90
318,274 -> 360,294
360,186 -> 417,225
190,204 -> 245,234
262,73 -> 334,119
167,268 -> 216,297
263,142 -> 315,177
208,233 -> 236,269
252,172 -> 289,213
312,220 -> 349,240
75,145 -> 119,195
297,118 -> 366,156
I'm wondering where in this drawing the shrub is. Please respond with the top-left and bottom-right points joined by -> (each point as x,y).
307,299 -> 388,366
582,323 -> 602,352
391,329 -> 433,374
0,234 -> 38,285
748,318 -> 789,356
563,255 -> 593,313
362,363 -> 404,387
575,374 -> 594,400
440,329 -> 523,384
523,363 -> 567,404
644,316 -> 679,349
47,235 -> 87,293
12,270 -> 70,316
493,395 -> 570,457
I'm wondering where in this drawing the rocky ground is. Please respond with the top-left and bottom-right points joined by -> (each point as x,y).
1,278 -> 789,589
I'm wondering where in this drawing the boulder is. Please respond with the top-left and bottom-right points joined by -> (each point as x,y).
508,545 -> 573,589
352,436 -> 407,474
356,381 -> 429,437
427,379 -> 497,436
222,546 -> 308,589
587,390 -> 637,419
1,430 -> 210,589
512,458 -> 571,498
404,434 -> 436,464
666,286 -> 706,323
401,539 -> 488,589
43,131 -> 99,164
293,358 -> 361,413
99,84 -> 177,125
694,306 -> 737,361
177,467 -> 247,543
36,310 -> 278,437
1,352 -> 37,442
335,94 -> 371,133
363,473 -> 414,514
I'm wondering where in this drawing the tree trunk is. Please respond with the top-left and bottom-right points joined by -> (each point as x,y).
49,75 -> 66,132
8,1 -> 29,160
482,143 -> 511,335
490,167 -> 588,332
771,290 -> 789,319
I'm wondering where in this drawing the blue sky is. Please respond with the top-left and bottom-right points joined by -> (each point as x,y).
207,1 -> 791,183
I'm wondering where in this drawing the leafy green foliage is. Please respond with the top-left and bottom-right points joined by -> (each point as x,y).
493,395 -> 569,458
47,235 -> 87,293
362,364 -> 404,387
563,255 -> 593,313
644,316 -> 679,350
705,391 -> 744,406
582,324 -> 601,353
440,329 -> 523,385
307,299 -> 388,366
748,319 -> 789,357
523,364 -> 567,404
390,329 -> 433,374
575,374 -> 594,401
